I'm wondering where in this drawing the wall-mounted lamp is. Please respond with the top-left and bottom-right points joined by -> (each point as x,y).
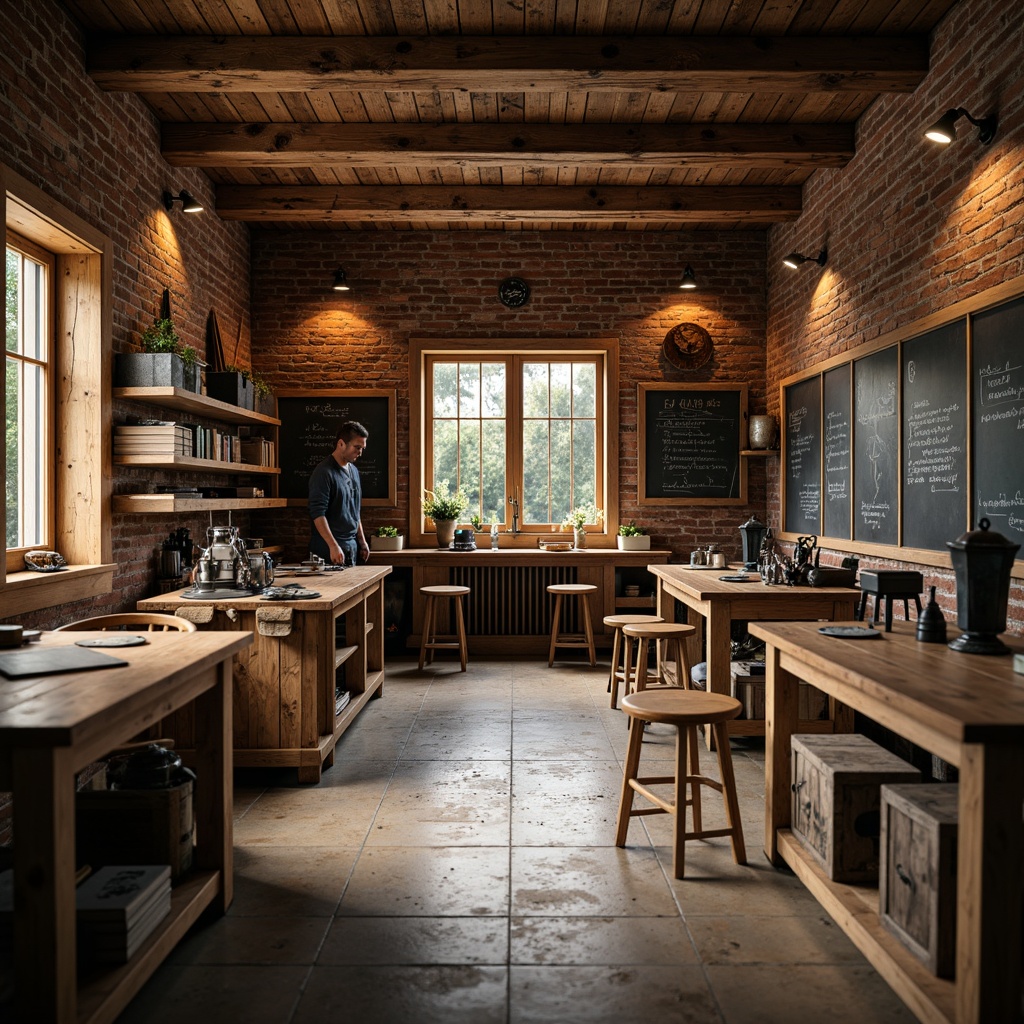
924,106 -> 997,146
678,265 -> 697,290
332,268 -> 351,292
782,248 -> 827,270
162,189 -> 204,214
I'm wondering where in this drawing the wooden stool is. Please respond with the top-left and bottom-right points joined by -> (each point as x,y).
616,688 -> 746,879
621,621 -> 696,696
604,613 -> 663,709
419,585 -> 470,671
547,583 -> 597,666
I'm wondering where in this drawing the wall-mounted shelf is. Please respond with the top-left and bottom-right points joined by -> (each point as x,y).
113,454 -> 281,474
740,449 -> 779,457
113,496 -> 288,514
113,386 -> 280,427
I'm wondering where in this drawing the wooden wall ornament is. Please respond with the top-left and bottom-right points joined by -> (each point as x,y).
663,322 -> 713,370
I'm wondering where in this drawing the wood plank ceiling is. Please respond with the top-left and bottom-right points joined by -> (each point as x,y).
62,0 -> 958,231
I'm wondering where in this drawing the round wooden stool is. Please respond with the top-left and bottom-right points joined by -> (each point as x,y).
603,613 -> 664,709
419,585 -> 471,671
616,688 -> 746,879
546,583 -> 598,666
621,621 -> 696,696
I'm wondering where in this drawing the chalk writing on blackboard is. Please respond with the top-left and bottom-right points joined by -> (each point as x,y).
854,347 -> 898,542
783,375 -> 821,533
824,410 -> 850,499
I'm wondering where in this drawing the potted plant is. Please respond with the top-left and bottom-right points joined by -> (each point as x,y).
423,479 -> 469,548
371,525 -> 404,551
616,521 -> 651,551
207,363 -> 254,410
561,502 -> 603,550
249,371 -> 275,417
115,317 -> 202,392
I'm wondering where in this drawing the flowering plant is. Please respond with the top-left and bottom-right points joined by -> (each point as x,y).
561,502 -> 604,531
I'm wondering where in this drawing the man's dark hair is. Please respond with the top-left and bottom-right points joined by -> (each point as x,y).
336,420 -> 369,443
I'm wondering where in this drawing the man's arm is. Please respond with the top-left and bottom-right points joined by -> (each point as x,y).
356,520 -> 370,563
312,515 -> 346,564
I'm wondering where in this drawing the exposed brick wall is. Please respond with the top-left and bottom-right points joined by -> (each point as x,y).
250,231 -> 769,563
3,0 -> 252,627
765,0 -> 1024,633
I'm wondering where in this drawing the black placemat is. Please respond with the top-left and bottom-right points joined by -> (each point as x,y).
0,647 -> 129,679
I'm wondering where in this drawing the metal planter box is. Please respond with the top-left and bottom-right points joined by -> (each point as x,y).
115,352 -> 199,392
206,371 -> 254,409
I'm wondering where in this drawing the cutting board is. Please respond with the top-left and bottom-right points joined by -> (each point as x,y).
0,646 -> 129,679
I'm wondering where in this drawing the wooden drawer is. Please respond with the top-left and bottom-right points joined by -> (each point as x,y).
880,783 -> 958,977
791,734 -> 921,882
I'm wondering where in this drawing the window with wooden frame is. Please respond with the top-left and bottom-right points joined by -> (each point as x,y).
411,338 -> 618,546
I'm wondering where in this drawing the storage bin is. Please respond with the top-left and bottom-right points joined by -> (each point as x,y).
791,733 -> 921,882
730,662 -> 827,720
880,783 -> 958,977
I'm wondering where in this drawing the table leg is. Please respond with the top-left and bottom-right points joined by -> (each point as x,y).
954,741 -> 1024,1023
13,745 -> 78,1022
763,645 -> 799,866
702,607 -> 731,746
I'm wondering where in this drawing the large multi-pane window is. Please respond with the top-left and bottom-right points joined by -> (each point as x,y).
425,353 -> 604,529
5,233 -> 53,559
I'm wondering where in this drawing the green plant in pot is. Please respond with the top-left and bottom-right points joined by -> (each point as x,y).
616,520 -> 651,551
371,524 -> 404,552
116,316 -> 201,392
561,502 -> 603,549
423,480 -> 469,549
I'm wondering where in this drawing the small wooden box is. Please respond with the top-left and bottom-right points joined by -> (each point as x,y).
879,783 -> 958,977
791,734 -> 921,882
731,662 -> 827,721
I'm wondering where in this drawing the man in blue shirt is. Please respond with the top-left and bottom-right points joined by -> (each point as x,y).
308,421 -> 370,566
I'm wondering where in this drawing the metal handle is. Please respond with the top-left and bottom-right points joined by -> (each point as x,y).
791,780 -> 805,792
895,863 -> 916,891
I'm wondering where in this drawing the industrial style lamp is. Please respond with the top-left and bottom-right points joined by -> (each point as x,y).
162,189 -> 204,214
782,248 -> 827,270
332,268 -> 351,292
924,107 -> 998,146
678,265 -> 697,290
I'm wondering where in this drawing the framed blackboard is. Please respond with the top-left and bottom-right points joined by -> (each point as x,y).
822,364 -> 852,540
853,346 -> 898,544
901,321 -> 967,551
638,383 -> 747,505
783,375 -> 822,533
972,294 -> 1024,549
276,390 -> 396,505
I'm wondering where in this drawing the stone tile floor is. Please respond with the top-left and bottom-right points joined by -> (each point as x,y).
118,657 -> 915,1023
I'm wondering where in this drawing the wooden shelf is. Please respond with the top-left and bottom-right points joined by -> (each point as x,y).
113,454 -> 280,474
113,386 -> 279,426
334,644 -> 358,670
113,495 -> 288,513
740,449 -> 779,457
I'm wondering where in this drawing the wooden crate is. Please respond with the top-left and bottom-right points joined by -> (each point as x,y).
731,662 -> 827,720
879,783 -> 958,977
791,734 -> 921,882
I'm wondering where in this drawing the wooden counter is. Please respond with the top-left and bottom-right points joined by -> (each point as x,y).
139,565 -> 389,783
752,619 -> 1024,1024
0,628 -> 249,1024
372,547 -> 671,656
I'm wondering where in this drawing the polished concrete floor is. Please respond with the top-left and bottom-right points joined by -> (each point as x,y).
119,656 -> 915,1023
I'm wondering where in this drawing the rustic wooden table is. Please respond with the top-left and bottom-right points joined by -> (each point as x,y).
751,618 -> 1024,1024
0,628 -> 250,1024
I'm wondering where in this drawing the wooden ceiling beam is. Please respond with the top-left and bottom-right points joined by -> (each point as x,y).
162,121 -> 855,168
88,35 -> 928,93
213,184 -> 802,222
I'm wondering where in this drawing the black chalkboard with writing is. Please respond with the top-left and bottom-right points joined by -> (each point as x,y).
276,390 -> 396,505
822,364 -> 852,540
901,321 -> 967,551
972,294 -> 1024,550
638,384 -> 747,504
784,375 -> 822,533
853,346 -> 899,544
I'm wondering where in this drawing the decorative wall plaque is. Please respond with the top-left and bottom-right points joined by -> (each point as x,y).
663,322 -> 713,370
498,277 -> 530,308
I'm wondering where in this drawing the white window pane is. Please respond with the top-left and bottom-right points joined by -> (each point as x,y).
433,362 -> 458,417
523,419 -> 550,522
459,420 -> 481,511
573,362 -> 596,416
5,250 -> 18,353
481,420 -> 505,522
550,420 -> 572,517
522,363 -> 548,418
481,363 -> 505,417
550,363 -> 571,418
459,363 -> 480,418
433,418 -> 459,489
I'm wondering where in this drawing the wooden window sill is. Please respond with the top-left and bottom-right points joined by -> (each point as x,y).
2,564 -> 116,617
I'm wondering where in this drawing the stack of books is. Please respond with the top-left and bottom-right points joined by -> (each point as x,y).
114,422 -> 193,457
76,864 -> 172,964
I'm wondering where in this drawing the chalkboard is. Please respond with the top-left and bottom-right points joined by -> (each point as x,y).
853,346 -> 899,545
972,294 -> 1024,550
822,364 -> 852,540
276,390 -> 396,505
784,375 -> 822,533
638,383 -> 747,504
901,321 -> 967,551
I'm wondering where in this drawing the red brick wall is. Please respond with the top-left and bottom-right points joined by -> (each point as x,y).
765,0 -> 1024,632
3,0 -> 252,626
250,231 -> 768,563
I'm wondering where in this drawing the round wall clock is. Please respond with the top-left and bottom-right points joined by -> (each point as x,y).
498,277 -> 530,308
663,321 -> 713,370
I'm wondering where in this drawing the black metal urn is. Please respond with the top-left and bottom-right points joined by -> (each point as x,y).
739,515 -> 768,571
946,518 -> 1020,655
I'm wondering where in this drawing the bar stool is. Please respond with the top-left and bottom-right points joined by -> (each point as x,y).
419,585 -> 470,671
546,583 -> 597,666
856,570 -> 924,632
603,613 -> 663,709
616,688 -> 745,879
621,621 -> 696,695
